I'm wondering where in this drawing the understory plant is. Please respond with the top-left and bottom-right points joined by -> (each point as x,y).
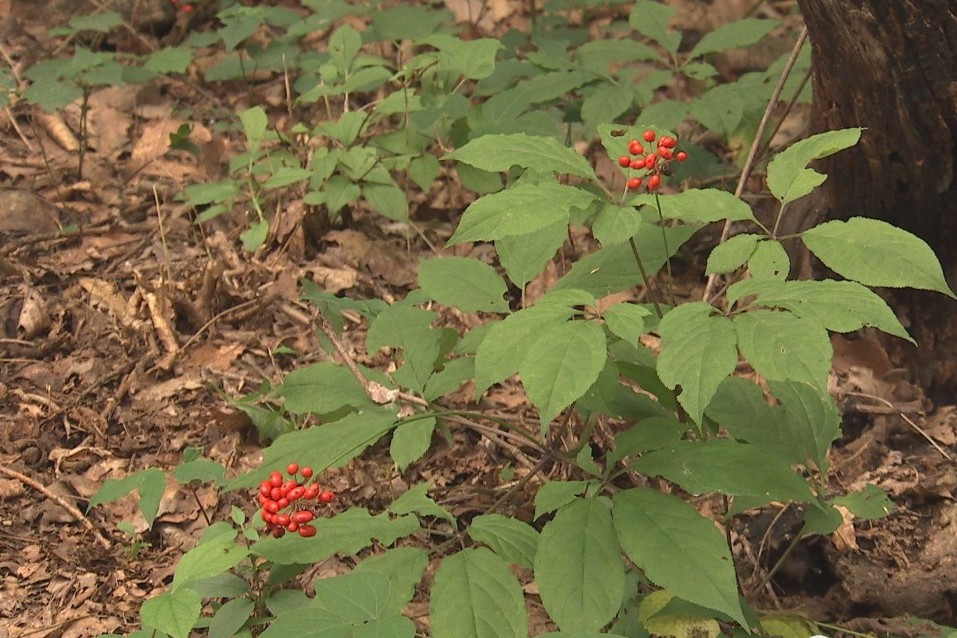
76,2 -> 957,638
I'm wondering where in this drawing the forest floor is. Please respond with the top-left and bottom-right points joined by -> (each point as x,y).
1,1 -> 956,637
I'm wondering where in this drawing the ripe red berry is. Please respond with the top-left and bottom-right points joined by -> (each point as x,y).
287,463 -> 299,476
270,487 -> 281,500
264,500 -> 280,514
271,527 -> 286,538
627,177 -> 642,190
658,147 -> 673,160
303,484 -> 320,499
285,521 -> 299,533
618,155 -> 631,167
629,159 -> 643,170
300,467 -> 313,478
259,482 -> 272,497
648,174 -> 661,190
319,491 -> 336,504
274,513 -> 291,526
643,129 -> 656,142
269,471 -> 283,488
298,524 -> 317,538
644,153 -> 658,169
676,151 -> 688,162
628,139 -> 643,155
287,486 -> 305,501
292,510 -> 315,523
181,3 -> 194,11
658,136 -> 676,149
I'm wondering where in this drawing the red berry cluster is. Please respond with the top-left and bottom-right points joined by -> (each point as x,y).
617,129 -> 688,192
170,0 -> 194,13
256,463 -> 336,538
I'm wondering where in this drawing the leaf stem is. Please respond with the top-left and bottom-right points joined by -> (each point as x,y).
628,236 -> 663,319
653,191 -> 677,308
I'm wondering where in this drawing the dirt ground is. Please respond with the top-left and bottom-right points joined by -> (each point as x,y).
1,1 -> 956,637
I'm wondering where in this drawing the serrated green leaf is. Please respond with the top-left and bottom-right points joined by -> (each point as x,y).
173,533 -> 248,591
705,377 -> 794,462
481,70 -> 594,125
418,257 -> 509,313
535,498 -> 624,633
728,278 -> 912,342
276,361 -> 375,414
329,24 -> 362,71
630,440 -> 813,502
426,34 -> 503,80
145,46 -> 194,74
141,589 -> 202,638
706,233 -> 760,274
688,83 -> 745,135
390,418 -> 435,471
520,320 -> 607,425
747,239 -> 789,279
801,217 -> 955,297
184,180 -> 240,207
769,379 -> 841,473
445,133 -> 596,180
240,220 -> 269,252
310,571 -> 392,623
576,39 -> 660,73
638,590 -> 721,638
606,416 -> 687,467
409,154 -> 440,191
229,410 -> 397,490
581,84 -> 633,134
496,221 -> 567,288
209,597 -> 254,638
239,106 -> 268,154
363,182 -> 409,221
603,303 -> 651,345
468,514 -> 539,568
629,1 -> 681,55
766,128 -> 861,204
688,19 -> 776,59
759,612 -> 821,638
733,310 -> 831,388
448,183 -> 595,245
254,508 -> 420,564
831,484 -> 895,520
657,302 -> 737,424
430,548 -> 527,638
389,482 -> 454,524
353,547 -> 429,615
593,203 -> 642,247
534,480 -> 589,520
88,468 -> 166,529
367,306 -> 441,393
256,608 -> 350,638
637,188 -> 755,224
613,487 -> 747,628
69,11 -> 123,32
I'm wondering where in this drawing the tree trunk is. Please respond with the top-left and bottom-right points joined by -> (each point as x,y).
792,0 -> 957,395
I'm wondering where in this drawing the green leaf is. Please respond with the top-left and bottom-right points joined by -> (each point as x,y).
145,46 -> 194,74
688,19 -> 776,58
310,571 -> 392,623
474,296 -> 582,394
593,203 -> 642,247
426,35 -> 503,80
733,310 -> 831,388
173,532 -> 248,591
254,508 -> 420,564
657,303 -> 737,424
801,217 -> 955,297
141,589 -> 202,638
209,597 -> 254,638
831,484 -> 895,520
448,183 -> 595,245
706,233 -> 760,275
706,377 -> 794,462
638,590 -> 722,638
602,302 -> 651,345
363,182 -> 409,221
769,379 -> 841,474
747,239 -> 789,280
766,128 -> 861,204
276,361 -> 375,414
520,320 -> 607,425
239,106 -> 268,154
390,418 -> 435,471
534,498 -> 624,633
419,257 -> 509,313
257,609 -> 350,638
329,25 -> 362,71
445,133 -> 596,180
430,548 -> 527,638
389,482 -> 454,524
69,11 -> 123,32
468,514 -> 539,568
184,180 -> 240,207
353,547 -> 429,615
581,84 -> 633,134
409,154 -> 440,191
367,306 -> 441,394
240,220 -> 269,252
424,357 -> 474,401
630,440 -> 813,502
613,487 -> 747,628
87,468 -> 166,529
728,278 -> 912,342
637,189 -> 756,224
576,39 -> 659,72
629,1 -> 681,55
496,221 -> 568,288
534,480 -> 589,520
606,416 -> 687,467
687,83 -> 745,136
229,410 -> 397,489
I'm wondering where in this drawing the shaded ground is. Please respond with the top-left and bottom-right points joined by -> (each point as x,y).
1,1 -> 956,637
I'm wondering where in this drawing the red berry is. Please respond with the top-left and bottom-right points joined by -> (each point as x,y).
269,471 -> 283,488
658,147 -> 673,160
287,463 -> 299,476
181,3 -> 194,11
274,513 -> 291,526
292,510 -> 315,523
618,155 -> 631,167
629,159 -> 643,170
287,486 -> 305,501
642,129 -> 656,142
270,487 -> 282,500
659,136 -> 676,149
298,524 -> 317,538
300,467 -> 313,478
627,177 -> 642,190
259,482 -> 271,496
303,484 -> 320,499
648,174 -> 661,190
264,500 -> 280,514
277,498 -> 289,508
319,491 -> 336,504
628,140 -> 643,155
281,480 -> 296,496
644,153 -> 657,168
271,527 -> 286,538
261,512 -> 274,524
676,151 -> 688,162
285,521 -> 299,532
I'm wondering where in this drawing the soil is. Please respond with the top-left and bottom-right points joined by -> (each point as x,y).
1,1 -> 956,637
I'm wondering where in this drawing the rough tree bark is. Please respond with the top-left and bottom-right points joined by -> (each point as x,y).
790,0 -> 957,395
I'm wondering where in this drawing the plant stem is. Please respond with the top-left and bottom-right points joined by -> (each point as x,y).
628,236 -> 664,319
653,191 -> 677,307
